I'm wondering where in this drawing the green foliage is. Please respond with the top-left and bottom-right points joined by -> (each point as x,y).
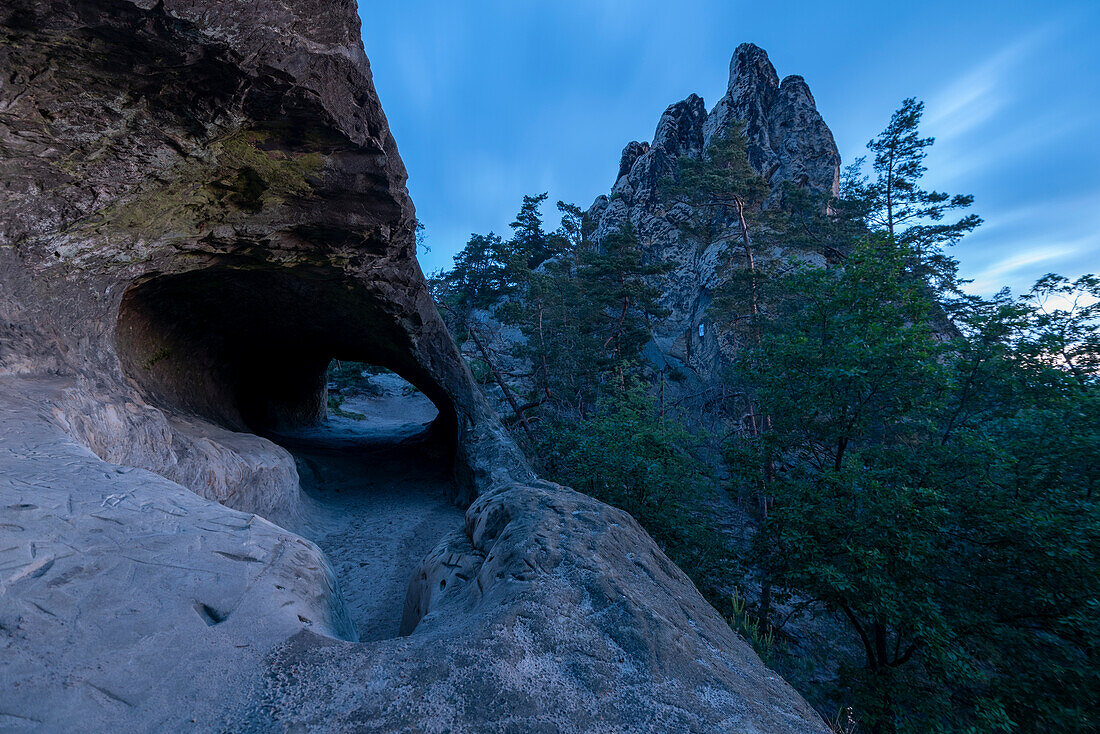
435,202 -> 732,610
768,178 -> 865,262
1017,273 -> 1100,385
141,345 -> 171,370
741,238 -> 942,474
731,235 -> 1098,732
433,194 -> 575,312
328,360 -> 368,390
669,125 -> 770,215
537,382 -> 730,589
569,222 -> 669,368
326,393 -> 366,421
437,191 -> 670,420
438,232 -> 514,308
326,360 -> 379,420
465,356 -> 491,384
851,98 -> 982,294
431,99 -> 1097,734
668,127 -> 771,329
725,589 -> 778,665
511,192 -> 569,269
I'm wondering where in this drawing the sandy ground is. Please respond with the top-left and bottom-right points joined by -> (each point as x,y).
270,376 -> 462,643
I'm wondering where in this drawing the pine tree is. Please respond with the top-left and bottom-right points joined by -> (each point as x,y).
738,240 -> 1098,733
578,221 -> 668,383
860,98 -> 982,293
445,232 -> 511,307
670,127 -> 771,340
510,192 -> 564,270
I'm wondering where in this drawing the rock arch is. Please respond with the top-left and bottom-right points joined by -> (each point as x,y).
115,266 -> 457,441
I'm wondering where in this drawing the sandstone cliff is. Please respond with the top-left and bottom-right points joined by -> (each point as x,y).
587,43 -> 841,389
457,44 -> 842,426
0,2 -> 826,730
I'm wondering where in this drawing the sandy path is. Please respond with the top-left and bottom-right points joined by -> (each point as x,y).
271,385 -> 462,642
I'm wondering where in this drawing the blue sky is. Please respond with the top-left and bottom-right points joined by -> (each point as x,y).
358,1 -> 1099,297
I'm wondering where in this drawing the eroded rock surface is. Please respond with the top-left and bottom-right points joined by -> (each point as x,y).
235,479 -> 823,732
0,0 -> 528,508
0,379 -> 353,730
0,2 -> 827,730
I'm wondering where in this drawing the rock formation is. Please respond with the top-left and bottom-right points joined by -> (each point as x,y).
0,2 -> 826,731
461,44 -> 841,423
0,0 -> 526,517
587,43 -> 841,391
705,44 -> 841,196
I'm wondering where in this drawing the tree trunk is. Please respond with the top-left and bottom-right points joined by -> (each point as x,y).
536,298 -> 554,401
869,623 -> 897,734
467,323 -> 535,443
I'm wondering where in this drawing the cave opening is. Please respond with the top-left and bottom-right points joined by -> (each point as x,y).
271,359 -> 455,642
115,266 -> 455,444
115,266 -> 463,641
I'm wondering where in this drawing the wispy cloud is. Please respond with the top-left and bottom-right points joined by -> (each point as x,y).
925,26 -> 1057,145
966,237 -> 1093,294
926,108 -> 1090,183
964,190 -> 1100,237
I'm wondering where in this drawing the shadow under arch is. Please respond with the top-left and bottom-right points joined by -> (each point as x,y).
114,265 -> 459,463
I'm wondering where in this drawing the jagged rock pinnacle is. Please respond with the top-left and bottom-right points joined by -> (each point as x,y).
586,43 -> 843,387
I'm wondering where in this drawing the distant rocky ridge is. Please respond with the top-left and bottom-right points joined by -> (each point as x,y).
0,2 -> 826,730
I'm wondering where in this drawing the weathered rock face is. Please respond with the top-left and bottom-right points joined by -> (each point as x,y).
0,0 -> 529,513
0,379 -> 356,729
705,43 -> 841,196
588,43 -> 841,390
0,5 -> 826,731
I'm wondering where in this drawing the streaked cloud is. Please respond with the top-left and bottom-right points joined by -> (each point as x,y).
925,26 -> 1056,144
966,238 -> 1093,294
966,190 -> 1100,236
361,0 -> 1100,293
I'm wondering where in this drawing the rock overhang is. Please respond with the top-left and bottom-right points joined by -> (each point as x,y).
1,0 -> 523,503
114,265 -> 457,435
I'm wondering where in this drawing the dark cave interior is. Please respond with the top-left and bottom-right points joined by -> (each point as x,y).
114,266 -> 456,452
